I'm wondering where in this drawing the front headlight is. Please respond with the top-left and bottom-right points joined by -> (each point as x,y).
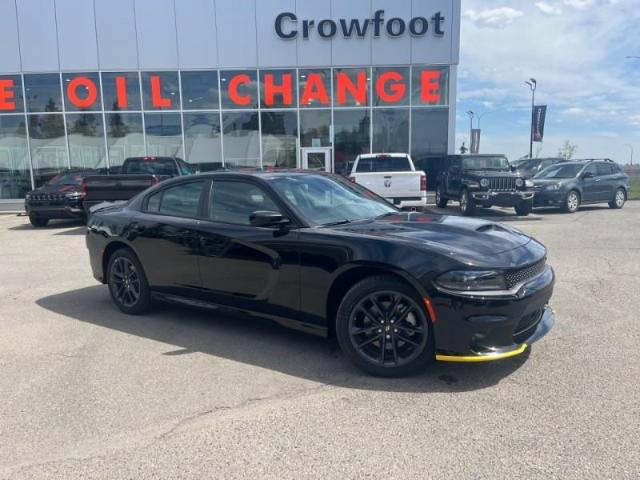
435,270 -> 507,292
515,178 -> 524,188
467,181 -> 480,188
544,183 -> 561,191
525,179 -> 534,187
480,178 -> 489,188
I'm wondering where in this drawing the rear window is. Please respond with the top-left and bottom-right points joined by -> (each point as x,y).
123,158 -> 178,176
356,156 -> 411,173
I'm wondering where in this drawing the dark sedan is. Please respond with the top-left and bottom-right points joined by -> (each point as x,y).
25,170 -> 95,227
86,171 -> 555,377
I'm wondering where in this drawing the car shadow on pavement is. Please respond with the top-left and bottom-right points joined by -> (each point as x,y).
8,219 -> 85,231
424,206 -> 543,222
37,286 -> 530,394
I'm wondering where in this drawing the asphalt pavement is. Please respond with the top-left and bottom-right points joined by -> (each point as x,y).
0,204 -> 639,479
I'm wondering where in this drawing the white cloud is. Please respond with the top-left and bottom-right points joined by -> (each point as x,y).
535,2 -> 562,15
562,107 -> 585,116
563,0 -> 595,9
463,8 -> 524,29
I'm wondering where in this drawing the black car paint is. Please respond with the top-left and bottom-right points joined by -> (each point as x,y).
25,171 -> 94,221
437,155 -> 534,209
533,160 -> 630,208
86,172 -> 555,359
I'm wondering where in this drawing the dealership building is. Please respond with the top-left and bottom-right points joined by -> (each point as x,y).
0,0 -> 460,201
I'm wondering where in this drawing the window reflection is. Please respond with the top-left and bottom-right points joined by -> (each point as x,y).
106,112 -> 144,167
183,112 -> 222,170
373,67 -> 409,107
102,72 -> 141,111
221,111 -> 260,168
66,113 -> 106,170
141,72 -> 180,110
372,108 -> 409,153
259,70 -> 296,109
63,73 -> 101,112
24,74 -> 63,113
0,75 -> 24,113
300,110 -> 331,147
181,71 -> 219,110
28,114 -> 68,187
220,70 -> 258,110
144,112 -> 183,157
411,66 -> 449,106
0,115 -> 30,198
261,111 -> 298,168
333,68 -> 370,108
299,69 -> 331,108
334,109 -> 370,175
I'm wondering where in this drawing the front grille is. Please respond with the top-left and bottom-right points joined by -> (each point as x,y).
514,308 -> 544,343
31,193 -> 65,201
488,177 -> 517,191
504,258 -> 546,289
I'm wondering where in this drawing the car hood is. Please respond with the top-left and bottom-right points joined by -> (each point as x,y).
28,184 -> 82,195
532,178 -> 569,186
332,213 -> 545,268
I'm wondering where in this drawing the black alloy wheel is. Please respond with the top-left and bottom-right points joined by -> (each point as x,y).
336,276 -> 433,377
107,248 -> 151,314
29,215 -> 49,227
459,189 -> 476,216
609,188 -> 626,209
564,190 -> 580,213
435,184 -> 448,208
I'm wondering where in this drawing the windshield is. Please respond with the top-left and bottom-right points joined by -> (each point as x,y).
356,156 -> 411,173
269,175 -> 396,226
123,158 -> 177,175
462,156 -> 510,171
516,159 -> 540,171
48,172 -> 87,185
535,164 -> 582,179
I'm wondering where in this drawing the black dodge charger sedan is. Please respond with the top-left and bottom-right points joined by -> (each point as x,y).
86,171 -> 555,376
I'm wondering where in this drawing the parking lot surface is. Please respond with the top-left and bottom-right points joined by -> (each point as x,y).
1,204 -> 639,479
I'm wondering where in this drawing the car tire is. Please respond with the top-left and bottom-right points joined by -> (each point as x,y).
514,200 -> 533,216
335,275 -> 434,377
107,248 -> 152,315
29,215 -> 49,228
435,184 -> 448,208
459,189 -> 476,216
608,188 -> 626,209
563,190 -> 580,213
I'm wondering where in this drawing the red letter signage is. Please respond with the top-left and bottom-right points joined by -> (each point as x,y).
228,74 -> 252,106
264,73 -> 293,106
115,76 -> 128,109
67,77 -> 98,109
420,70 -> 441,103
336,71 -> 367,105
376,71 -> 406,103
0,79 -> 16,110
300,73 -> 330,106
151,75 -> 172,108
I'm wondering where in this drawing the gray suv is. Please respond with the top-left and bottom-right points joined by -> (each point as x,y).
533,159 -> 629,213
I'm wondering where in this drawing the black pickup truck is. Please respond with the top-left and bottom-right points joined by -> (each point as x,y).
435,154 -> 535,216
83,157 -> 196,215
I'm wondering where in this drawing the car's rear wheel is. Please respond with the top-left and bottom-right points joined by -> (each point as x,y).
459,189 -> 476,216
435,184 -> 448,208
29,215 -> 49,227
514,200 -> 533,216
609,188 -> 626,209
336,276 -> 433,377
107,248 -> 151,314
563,190 -> 580,213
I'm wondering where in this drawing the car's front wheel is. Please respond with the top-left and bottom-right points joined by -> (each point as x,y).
609,188 -> 626,209
459,189 -> 476,216
29,214 -> 49,227
107,248 -> 151,314
564,190 -> 580,213
514,200 -> 533,216
435,184 -> 448,208
336,276 -> 433,377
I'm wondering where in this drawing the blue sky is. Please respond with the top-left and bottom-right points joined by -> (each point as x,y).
455,0 -> 640,164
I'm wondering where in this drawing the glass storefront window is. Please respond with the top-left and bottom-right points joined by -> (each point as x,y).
106,112 -> 144,168
24,74 -> 63,113
141,72 -> 180,111
373,67 -> 410,107
411,66 -> 449,106
259,70 -> 296,109
300,110 -> 331,147
372,108 -> 409,153
27,114 -> 68,187
261,111 -> 298,168
181,71 -> 219,110
62,73 -> 101,112
144,112 -> 183,157
0,115 -> 30,198
183,112 -> 222,171
334,109 -> 370,175
299,69 -> 331,108
0,75 -> 25,114
102,72 -> 141,111
221,111 -> 260,168
333,68 -> 370,108
66,113 -> 106,170
411,108 -> 448,158
220,70 -> 258,110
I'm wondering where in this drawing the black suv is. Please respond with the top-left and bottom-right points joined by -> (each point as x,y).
436,154 -> 535,216
513,157 -> 566,179
533,159 -> 629,213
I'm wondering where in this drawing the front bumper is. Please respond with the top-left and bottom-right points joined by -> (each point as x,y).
430,265 -> 555,362
533,190 -> 565,207
471,190 -> 534,207
25,200 -> 85,219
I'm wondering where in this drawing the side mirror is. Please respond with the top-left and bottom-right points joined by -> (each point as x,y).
582,171 -> 594,179
249,210 -> 289,228
510,165 -> 516,172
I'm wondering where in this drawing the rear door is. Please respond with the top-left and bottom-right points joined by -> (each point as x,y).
580,164 -> 600,202
595,162 -> 615,201
131,179 -> 207,297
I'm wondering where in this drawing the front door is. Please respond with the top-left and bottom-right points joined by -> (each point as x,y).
301,148 -> 331,172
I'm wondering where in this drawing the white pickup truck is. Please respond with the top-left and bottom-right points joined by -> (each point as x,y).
349,153 -> 427,208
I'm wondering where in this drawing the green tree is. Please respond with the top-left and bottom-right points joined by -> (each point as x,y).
558,140 -> 578,160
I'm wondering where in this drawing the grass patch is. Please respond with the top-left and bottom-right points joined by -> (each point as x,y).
629,182 -> 640,200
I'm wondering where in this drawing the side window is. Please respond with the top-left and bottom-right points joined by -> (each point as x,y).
583,164 -> 597,177
145,181 -> 205,218
209,180 -> 280,225
596,163 -> 612,176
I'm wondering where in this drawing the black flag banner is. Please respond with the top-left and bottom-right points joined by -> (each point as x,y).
533,105 -> 547,142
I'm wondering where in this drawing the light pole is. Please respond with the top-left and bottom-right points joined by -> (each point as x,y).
466,110 -> 474,152
524,78 -> 537,159
477,111 -> 495,130
623,144 -> 634,166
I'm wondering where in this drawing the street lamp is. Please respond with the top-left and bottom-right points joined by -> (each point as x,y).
623,144 -> 634,166
466,110 -> 474,152
476,111 -> 495,130
524,78 -> 537,159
